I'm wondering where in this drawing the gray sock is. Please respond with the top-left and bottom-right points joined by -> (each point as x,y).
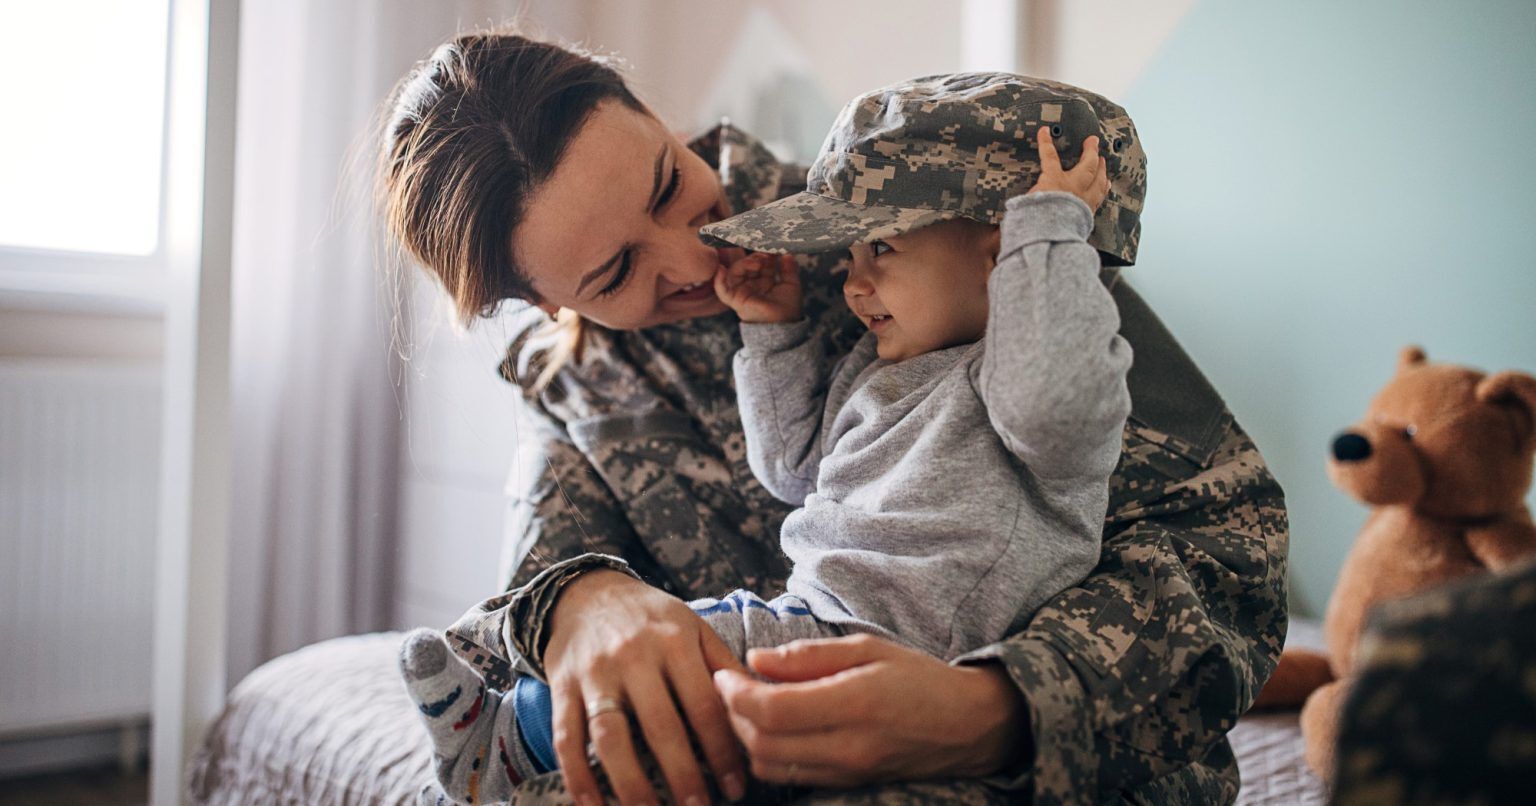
399,628 -> 542,803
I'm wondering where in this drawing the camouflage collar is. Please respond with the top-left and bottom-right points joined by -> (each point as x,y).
687,121 -> 787,217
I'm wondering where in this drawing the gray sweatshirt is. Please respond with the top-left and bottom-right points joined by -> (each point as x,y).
732,192 -> 1133,660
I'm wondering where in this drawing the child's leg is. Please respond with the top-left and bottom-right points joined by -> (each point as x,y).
412,596 -> 843,804
505,591 -> 837,781
690,590 -> 841,655
398,628 -> 548,804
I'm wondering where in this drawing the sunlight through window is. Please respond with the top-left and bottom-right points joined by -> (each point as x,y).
0,1 -> 171,256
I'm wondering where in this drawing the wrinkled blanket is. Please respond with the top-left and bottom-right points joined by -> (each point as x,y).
191,626 -> 1327,804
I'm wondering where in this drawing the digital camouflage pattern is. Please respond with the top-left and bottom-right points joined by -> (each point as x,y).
1331,558 -> 1536,804
699,72 -> 1146,266
443,121 -> 1288,804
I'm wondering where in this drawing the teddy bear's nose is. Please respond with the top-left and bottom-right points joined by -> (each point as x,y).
1331,432 -> 1373,462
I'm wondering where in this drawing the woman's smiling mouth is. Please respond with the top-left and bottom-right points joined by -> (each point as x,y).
667,280 -> 716,303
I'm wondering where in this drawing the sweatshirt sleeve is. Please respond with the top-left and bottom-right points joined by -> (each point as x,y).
732,318 -> 840,506
978,191 -> 1134,483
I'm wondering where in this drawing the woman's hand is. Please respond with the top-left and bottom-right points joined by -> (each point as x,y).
1028,127 -> 1110,212
712,634 -> 1030,788
713,252 -> 803,324
544,570 -> 749,805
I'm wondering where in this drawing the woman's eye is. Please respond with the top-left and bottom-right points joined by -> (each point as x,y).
655,165 -> 682,210
596,251 -> 633,298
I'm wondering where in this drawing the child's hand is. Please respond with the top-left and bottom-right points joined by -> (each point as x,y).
1027,127 -> 1110,212
714,252 -> 803,324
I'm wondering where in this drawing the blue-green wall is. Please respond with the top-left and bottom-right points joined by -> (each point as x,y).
1123,0 -> 1536,615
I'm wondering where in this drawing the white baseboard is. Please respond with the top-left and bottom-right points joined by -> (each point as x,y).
0,722 -> 149,780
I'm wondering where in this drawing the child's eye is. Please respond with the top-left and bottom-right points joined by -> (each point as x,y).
844,240 -> 893,262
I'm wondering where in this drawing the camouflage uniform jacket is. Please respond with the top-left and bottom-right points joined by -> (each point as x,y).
447,123 -> 1290,804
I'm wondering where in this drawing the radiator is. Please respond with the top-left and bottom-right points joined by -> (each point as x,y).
0,360 -> 160,736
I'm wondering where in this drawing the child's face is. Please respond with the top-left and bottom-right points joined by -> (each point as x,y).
843,218 -> 1000,362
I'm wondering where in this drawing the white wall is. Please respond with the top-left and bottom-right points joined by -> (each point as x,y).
1049,0 -> 1199,99
565,1 -> 964,158
1114,0 -> 1536,615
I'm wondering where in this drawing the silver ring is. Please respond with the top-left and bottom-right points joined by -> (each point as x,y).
585,696 -> 625,720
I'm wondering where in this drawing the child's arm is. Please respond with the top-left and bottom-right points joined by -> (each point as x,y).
979,131 -> 1132,482
717,253 -> 837,505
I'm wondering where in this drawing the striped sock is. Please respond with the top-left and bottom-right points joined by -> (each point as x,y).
399,629 -> 543,803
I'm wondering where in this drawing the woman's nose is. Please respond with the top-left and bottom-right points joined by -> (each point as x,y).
651,226 -> 719,284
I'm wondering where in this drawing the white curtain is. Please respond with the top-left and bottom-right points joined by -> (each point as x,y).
226,0 -> 542,681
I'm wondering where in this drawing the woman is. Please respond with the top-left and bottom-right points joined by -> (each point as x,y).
380,31 -> 1287,805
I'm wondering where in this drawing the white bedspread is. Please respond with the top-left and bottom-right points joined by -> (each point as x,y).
191,623 -> 1327,804
188,632 -> 435,805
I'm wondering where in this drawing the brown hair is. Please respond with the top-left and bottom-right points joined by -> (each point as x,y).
378,30 -> 643,332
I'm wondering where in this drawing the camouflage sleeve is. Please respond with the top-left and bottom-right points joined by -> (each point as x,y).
953,414 -> 1288,804
442,402 -> 659,689
447,553 -> 640,688
498,403 -> 669,589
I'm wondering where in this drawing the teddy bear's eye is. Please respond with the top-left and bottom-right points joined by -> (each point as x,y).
1404,425 -> 1418,439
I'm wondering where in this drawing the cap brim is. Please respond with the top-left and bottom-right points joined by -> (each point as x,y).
699,191 -> 960,254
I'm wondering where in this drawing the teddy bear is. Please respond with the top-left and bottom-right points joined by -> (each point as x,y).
1254,346 -> 1536,781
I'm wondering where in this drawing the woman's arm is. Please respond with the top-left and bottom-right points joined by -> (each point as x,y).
446,405 -> 653,687
714,413 -> 1288,802
960,414 -> 1287,800
446,402 -> 750,806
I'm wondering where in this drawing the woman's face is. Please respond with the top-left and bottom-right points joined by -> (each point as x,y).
513,100 -> 738,330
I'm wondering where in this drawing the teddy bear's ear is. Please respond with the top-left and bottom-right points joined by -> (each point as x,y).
1476,371 -> 1536,447
1397,346 -> 1427,372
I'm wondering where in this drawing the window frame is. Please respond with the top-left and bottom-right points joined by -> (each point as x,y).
0,0 -> 176,315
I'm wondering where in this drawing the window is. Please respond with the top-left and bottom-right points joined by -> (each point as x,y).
0,0 -> 172,303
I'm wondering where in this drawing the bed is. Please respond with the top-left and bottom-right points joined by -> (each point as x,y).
187,621 -> 1327,804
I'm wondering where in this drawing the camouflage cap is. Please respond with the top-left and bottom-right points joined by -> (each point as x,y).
699,72 -> 1147,265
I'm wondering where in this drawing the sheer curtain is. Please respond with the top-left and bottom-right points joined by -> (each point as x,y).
225,0 -> 550,681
